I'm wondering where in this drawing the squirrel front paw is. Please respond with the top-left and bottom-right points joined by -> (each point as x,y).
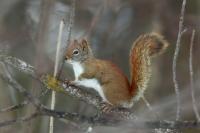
64,79 -> 75,87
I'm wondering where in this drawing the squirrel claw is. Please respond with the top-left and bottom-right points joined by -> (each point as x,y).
100,102 -> 114,114
64,79 -> 74,87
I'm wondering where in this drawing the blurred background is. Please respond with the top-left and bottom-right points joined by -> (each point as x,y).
0,0 -> 200,133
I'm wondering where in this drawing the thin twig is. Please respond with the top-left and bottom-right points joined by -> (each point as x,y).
0,101 -> 28,113
66,0 -> 75,45
82,5 -> 104,38
0,63 -> 17,105
172,0 -> 187,121
54,20 -> 65,77
57,0 -> 76,78
142,96 -> 159,120
0,112 -> 39,127
0,75 -> 40,108
49,19 -> 65,133
189,30 -> 200,122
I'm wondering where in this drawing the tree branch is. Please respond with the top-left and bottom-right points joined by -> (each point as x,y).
1,55 -> 200,130
172,0 -> 187,121
0,101 -> 28,113
189,30 -> 200,122
0,55 -> 36,78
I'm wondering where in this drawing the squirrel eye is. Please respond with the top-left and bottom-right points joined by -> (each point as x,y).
73,49 -> 79,55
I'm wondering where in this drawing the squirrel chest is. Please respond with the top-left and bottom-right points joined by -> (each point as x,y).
71,61 -> 108,102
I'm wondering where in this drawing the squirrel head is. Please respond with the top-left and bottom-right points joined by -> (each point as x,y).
65,39 -> 93,63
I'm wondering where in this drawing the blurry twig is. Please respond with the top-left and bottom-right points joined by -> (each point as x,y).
65,0 -> 75,45
0,101 -> 28,113
49,19 -> 65,133
83,5 -> 104,38
0,55 -> 36,78
172,0 -> 187,121
0,112 -> 39,127
141,96 -> 159,120
54,20 -> 65,78
189,30 -> 200,122
57,0 -> 76,78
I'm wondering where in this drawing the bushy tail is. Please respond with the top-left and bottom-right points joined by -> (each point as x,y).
130,33 -> 168,102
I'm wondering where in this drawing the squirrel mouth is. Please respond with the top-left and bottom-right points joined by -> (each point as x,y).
66,59 -> 72,64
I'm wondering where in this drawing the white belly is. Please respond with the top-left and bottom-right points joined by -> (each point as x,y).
71,61 -> 108,102
75,78 -> 108,102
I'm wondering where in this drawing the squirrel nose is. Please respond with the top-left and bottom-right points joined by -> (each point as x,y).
65,56 -> 69,60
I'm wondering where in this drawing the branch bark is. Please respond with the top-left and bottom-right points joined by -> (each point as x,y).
189,30 -> 200,122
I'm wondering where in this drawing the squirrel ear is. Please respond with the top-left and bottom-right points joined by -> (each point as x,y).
81,39 -> 88,46
81,39 -> 89,50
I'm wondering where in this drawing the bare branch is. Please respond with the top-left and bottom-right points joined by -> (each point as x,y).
1,106 -> 200,130
0,101 -> 28,113
49,19 -> 65,133
65,0 -> 76,46
0,112 -> 39,127
0,67 -> 97,126
172,0 -> 187,121
189,30 -> 200,122
57,0 -> 76,78
40,108 -> 200,129
0,72 -> 41,109
0,55 -> 36,78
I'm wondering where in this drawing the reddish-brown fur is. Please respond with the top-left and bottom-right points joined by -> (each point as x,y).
130,33 -> 168,100
81,58 -> 132,105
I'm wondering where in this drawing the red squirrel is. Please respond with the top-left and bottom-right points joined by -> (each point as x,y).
65,33 -> 168,108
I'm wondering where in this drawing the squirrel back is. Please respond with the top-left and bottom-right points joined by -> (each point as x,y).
130,33 -> 168,103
